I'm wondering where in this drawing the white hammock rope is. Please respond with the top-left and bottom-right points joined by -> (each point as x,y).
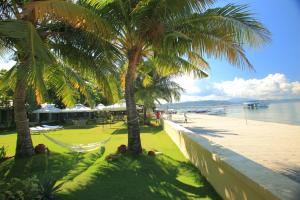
43,134 -> 111,153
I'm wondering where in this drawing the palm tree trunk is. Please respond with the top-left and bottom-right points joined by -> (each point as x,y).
125,47 -> 142,154
14,77 -> 34,158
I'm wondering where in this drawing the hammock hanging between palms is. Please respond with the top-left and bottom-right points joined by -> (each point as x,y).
43,134 -> 111,153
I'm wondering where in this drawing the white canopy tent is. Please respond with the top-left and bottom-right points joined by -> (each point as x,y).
94,103 -> 106,111
33,103 -> 62,114
103,102 -> 127,112
32,103 -> 62,123
103,100 -> 143,112
61,104 -> 93,113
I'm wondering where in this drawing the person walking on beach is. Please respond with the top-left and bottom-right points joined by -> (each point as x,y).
155,111 -> 161,124
184,112 -> 188,123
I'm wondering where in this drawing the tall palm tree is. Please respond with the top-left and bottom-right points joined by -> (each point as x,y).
84,0 -> 270,154
0,0 -> 112,158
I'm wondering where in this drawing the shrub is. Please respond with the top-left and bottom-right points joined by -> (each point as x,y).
34,144 -> 49,154
117,144 -> 127,154
0,176 -> 40,200
0,176 -> 62,200
147,150 -> 156,156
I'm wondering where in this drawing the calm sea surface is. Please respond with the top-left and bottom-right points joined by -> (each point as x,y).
162,100 -> 300,126
224,101 -> 300,125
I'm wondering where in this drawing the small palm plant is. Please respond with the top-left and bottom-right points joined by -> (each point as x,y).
135,60 -> 184,123
39,178 -> 64,200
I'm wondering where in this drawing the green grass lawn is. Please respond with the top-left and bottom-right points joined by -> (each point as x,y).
0,123 -> 221,200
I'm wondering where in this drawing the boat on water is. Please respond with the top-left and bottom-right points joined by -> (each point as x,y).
187,109 -> 209,114
243,101 -> 269,109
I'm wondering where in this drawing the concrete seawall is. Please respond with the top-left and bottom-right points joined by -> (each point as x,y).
162,119 -> 300,200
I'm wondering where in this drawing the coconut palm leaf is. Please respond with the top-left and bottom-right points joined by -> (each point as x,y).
25,0 -> 112,38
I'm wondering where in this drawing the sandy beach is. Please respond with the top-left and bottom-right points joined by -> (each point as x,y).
170,113 -> 300,184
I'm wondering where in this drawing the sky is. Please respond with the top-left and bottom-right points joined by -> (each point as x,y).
1,0 -> 300,102
177,0 -> 300,102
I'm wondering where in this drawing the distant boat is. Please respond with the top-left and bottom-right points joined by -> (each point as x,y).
194,109 -> 209,114
187,109 -> 209,113
243,101 -> 268,109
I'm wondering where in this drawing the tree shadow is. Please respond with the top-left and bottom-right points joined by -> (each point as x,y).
275,164 -> 300,184
0,150 -> 104,183
112,125 -> 162,135
59,154 -> 221,200
188,126 -> 238,138
63,125 -> 98,130
0,130 -> 15,136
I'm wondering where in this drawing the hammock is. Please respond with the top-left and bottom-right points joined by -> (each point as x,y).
43,134 -> 111,153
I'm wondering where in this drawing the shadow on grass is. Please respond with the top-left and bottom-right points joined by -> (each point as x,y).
63,125 -> 98,130
0,150 -> 103,183
0,130 -> 16,136
0,151 -> 221,200
113,125 -> 162,135
59,154 -> 221,200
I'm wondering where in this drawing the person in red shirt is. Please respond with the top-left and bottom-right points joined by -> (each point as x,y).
155,111 -> 161,124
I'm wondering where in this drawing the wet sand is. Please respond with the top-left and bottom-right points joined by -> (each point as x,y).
170,113 -> 300,184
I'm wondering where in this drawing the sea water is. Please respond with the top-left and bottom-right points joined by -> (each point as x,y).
224,101 -> 300,125
161,100 -> 300,126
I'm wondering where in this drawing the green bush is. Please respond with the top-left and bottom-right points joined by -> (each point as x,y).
0,176 -> 62,200
0,177 -> 40,200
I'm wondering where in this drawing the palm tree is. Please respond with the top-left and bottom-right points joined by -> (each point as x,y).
135,63 -> 184,124
0,0 -> 112,158
84,0 -> 270,154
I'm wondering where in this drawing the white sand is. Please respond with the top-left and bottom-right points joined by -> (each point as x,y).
171,113 -> 300,183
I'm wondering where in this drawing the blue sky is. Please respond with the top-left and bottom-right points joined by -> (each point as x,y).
177,0 -> 300,101
210,0 -> 300,82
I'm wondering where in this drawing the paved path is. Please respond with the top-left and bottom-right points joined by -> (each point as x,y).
171,113 -> 300,184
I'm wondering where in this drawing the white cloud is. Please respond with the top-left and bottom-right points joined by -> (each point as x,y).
174,75 -> 202,94
214,73 -> 300,100
180,94 -> 229,102
176,73 -> 300,102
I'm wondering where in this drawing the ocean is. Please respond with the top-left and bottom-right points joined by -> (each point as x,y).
159,99 -> 300,126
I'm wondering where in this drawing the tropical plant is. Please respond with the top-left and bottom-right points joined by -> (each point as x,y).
0,176 -> 40,200
0,0 -> 114,158
135,61 -> 184,123
0,176 -> 62,200
39,178 -> 63,200
83,0 -> 270,154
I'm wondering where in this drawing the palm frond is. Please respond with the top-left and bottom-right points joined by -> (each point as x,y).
26,0 -> 112,38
